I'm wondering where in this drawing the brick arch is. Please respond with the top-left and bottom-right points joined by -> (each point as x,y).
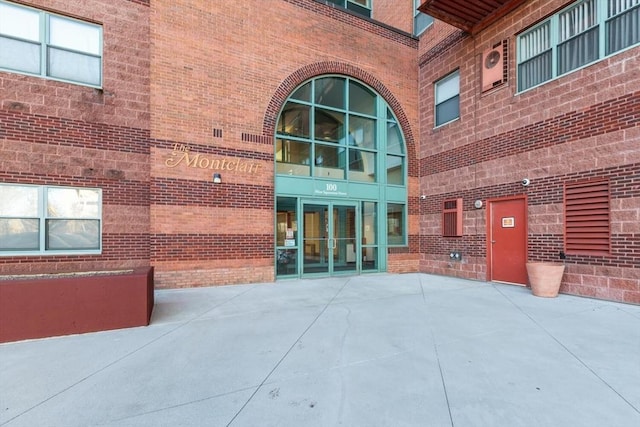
263,61 -> 418,177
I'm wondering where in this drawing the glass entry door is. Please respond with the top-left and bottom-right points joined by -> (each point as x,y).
302,201 -> 358,275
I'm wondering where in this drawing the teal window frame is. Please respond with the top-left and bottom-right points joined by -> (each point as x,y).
0,0 -> 103,87
0,183 -> 102,256
386,203 -> 406,246
276,75 -> 406,187
517,0 -> 640,92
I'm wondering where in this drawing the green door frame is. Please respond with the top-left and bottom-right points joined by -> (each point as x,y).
300,199 -> 359,277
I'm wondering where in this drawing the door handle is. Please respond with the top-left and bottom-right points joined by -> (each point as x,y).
491,240 -> 496,244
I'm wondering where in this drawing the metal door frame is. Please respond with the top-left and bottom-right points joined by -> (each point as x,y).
301,199 -> 360,277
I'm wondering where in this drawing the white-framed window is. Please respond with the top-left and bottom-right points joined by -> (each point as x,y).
0,184 -> 102,255
414,0 -> 434,36
517,0 -> 640,92
434,70 -> 460,127
325,0 -> 371,18
0,0 -> 102,87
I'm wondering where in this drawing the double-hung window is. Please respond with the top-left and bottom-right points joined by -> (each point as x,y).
518,0 -> 640,92
414,0 -> 434,36
325,0 -> 371,18
434,70 -> 460,127
0,1 -> 102,87
0,184 -> 102,255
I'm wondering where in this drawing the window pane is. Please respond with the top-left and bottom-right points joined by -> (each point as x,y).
0,218 -> 39,250
276,248 -> 297,275
0,2 -> 40,41
435,72 -> 459,103
435,95 -> 459,126
314,143 -> 345,179
346,1 -> 371,16
315,77 -> 345,109
46,219 -> 100,250
349,149 -> 375,182
414,0 -> 434,36
277,102 -> 310,138
558,26 -> 599,74
47,187 -> 100,218
362,246 -> 377,270
276,139 -> 311,176
609,0 -> 640,16
386,155 -> 404,185
49,15 -> 100,55
387,122 -> 404,154
518,50 -> 552,91
607,5 -> 640,54
276,197 -> 297,246
387,203 -> 405,245
0,185 -> 39,216
0,37 -> 40,74
290,82 -> 311,102
349,81 -> 375,115
558,0 -> 597,43
349,115 -> 375,149
519,22 -> 550,62
48,47 -> 101,86
361,201 -> 377,245
315,108 -> 345,143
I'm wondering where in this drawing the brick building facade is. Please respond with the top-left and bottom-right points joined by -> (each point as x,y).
1,0 -> 638,305
418,0 -> 640,304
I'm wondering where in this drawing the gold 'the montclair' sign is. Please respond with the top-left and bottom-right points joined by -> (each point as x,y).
165,144 -> 261,174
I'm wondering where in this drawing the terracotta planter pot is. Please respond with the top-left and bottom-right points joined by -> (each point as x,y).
526,262 -> 565,298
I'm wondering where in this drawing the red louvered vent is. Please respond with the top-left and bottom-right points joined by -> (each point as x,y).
443,198 -> 463,237
565,180 -> 610,255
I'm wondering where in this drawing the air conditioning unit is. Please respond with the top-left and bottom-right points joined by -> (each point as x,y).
482,42 -> 506,92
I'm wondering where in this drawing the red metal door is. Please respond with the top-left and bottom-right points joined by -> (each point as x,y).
489,197 -> 528,285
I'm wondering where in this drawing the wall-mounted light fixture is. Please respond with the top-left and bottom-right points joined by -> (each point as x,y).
213,173 -> 222,184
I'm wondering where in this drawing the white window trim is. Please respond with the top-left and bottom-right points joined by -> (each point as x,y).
0,183 -> 103,256
0,0 -> 103,88
517,0 -> 640,93
434,70 -> 461,128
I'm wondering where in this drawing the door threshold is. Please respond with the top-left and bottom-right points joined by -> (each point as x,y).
492,280 -> 526,286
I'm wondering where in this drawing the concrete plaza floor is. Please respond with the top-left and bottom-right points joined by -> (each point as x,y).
1,273 -> 639,427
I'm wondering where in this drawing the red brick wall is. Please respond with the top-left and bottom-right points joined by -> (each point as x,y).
374,0 -> 412,34
150,0 -> 419,288
0,0 -> 151,275
418,0 -> 640,303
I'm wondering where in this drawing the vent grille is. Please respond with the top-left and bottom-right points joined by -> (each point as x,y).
443,198 -> 463,237
565,180 -> 610,254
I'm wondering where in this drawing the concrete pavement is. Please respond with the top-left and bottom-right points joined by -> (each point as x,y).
1,273 -> 639,426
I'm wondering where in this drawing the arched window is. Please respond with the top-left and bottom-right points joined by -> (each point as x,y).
276,76 -> 405,185
275,76 -> 407,278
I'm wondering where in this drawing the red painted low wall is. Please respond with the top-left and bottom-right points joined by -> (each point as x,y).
0,267 -> 154,343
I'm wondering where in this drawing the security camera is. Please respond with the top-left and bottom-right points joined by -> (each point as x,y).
521,178 -> 530,187
420,195 -> 427,200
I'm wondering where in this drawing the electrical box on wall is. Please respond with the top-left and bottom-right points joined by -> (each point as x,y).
449,251 -> 462,261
